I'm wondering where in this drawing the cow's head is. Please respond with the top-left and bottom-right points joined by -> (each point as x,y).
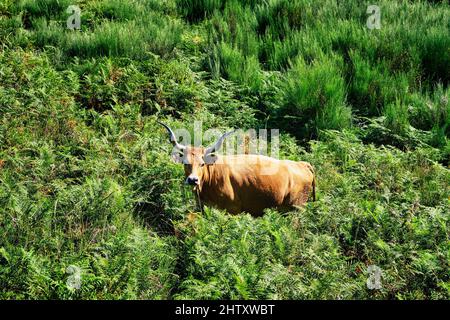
158,121 -> 235,186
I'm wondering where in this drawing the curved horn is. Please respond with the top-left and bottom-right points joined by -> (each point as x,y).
204,129 -> 236,155
157,121 -> 186,150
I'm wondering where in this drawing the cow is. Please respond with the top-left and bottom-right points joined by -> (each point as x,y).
158,121 -> 316,217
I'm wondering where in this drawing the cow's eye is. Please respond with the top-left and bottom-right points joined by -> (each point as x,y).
200,163 -> 205,167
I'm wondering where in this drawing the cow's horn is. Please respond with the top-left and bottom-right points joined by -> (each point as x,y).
157,121 -> 186,150
205,129 -> 236,155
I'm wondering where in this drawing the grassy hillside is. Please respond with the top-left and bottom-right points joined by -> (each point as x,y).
0,0 -> 449,299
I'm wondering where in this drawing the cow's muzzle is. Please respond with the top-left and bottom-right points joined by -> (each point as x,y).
185,176 -> 199,186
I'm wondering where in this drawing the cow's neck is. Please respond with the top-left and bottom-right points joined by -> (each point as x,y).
198,157 -> 223,193
199,162 -> 212,192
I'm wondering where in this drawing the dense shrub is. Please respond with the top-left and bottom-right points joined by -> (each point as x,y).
0,50 -> 181,299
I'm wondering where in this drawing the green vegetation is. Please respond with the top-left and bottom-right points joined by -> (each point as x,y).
0,0 -> 449,299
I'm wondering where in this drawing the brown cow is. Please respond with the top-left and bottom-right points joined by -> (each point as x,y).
158,122 -> 316,217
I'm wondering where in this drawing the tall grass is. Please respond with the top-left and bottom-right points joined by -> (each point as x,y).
187,0 -> 449,140
13,0 -> 184,59
277,55 -> 352,139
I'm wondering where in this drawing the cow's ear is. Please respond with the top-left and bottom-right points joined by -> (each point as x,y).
171,151 -> 184,163
204,153 -> 218,165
